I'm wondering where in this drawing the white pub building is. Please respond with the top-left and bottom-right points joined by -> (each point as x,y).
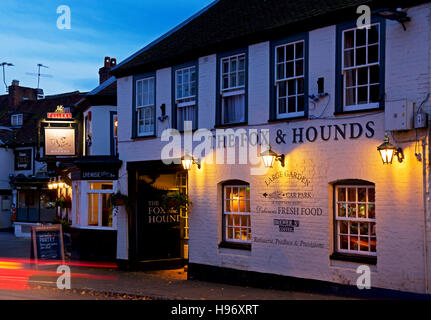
105,0 -> 431,295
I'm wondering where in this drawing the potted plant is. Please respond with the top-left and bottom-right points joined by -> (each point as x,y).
55,196 -> 67,209
161,191 -> 191,213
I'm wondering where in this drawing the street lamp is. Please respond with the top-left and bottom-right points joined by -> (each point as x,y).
374,8 -> 410,31
260,145 -> 285,168
377,133 -> 404,164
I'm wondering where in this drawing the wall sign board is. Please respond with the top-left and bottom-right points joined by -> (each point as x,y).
14,149 -> 32,170
44,128 -> 75,156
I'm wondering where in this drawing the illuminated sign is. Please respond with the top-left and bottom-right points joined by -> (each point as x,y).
47,105 -> 72,119
44,128 -> 75,156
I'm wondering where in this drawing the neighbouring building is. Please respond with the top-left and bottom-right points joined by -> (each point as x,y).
0,80 -> 84,236
70,56 -> 122,261
105,0 -> 431,295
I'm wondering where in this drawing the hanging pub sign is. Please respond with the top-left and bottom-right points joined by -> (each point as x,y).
44,128 -> 76,156
14,149 -> 32,170
47,105 -> 72,119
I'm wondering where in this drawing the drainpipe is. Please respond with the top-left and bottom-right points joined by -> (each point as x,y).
423,135 -> 429,294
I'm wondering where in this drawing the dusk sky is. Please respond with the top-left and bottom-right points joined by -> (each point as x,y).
0,0 -> 214,95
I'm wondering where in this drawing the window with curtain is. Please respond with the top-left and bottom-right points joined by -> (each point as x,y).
175,66 -> 196,131
334,184 -> 376,256
223,183 -> 251,244
136,77 -> 155,136
87,182 -> 114,228
275,40 -> 305,118
221,54 -> 246,124
342,23 -> 381,111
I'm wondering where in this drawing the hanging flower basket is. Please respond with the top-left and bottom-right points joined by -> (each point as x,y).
161,191 -> 191,213
110,192 -> 129,208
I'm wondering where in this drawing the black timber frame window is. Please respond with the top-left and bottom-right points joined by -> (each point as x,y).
216,48 -> 248,127
270,33 -> 309,121
335,17 -> 386,114
132,72 -> 156,138
219,180 -> 251,251
172,61 -> 198,131
331,179 -> 377,265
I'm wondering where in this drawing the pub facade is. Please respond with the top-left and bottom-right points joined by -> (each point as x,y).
110,0 -> 431,294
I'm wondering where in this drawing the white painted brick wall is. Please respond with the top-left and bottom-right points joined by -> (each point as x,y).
114,3 -> 431,293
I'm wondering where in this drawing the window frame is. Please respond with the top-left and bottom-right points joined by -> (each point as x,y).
11,114 -> 23,127
335,17 -> 386,115
331,180 -> 377,264
110,111 -> 118,156
132,73 -> 156,138
216,48 -> 248,127
86,181 -> 116,230
219,181 -> 251,250
172,61 -> 198,131
270,33 -> 308,121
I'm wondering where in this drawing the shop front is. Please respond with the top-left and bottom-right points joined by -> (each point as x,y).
126,160 -> 189,270
71,156 -> 122,261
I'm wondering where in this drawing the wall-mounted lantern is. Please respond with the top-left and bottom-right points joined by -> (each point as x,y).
182,150 -> 201,170
377,133 -> 404,164
260,145 -> 285,168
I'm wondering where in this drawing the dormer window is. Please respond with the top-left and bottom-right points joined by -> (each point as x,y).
11,114 -> 23,127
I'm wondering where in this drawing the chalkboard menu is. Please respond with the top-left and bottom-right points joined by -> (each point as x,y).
31,225 -> 65,263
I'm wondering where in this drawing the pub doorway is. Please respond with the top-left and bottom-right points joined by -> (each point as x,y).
128,161 -> 188,270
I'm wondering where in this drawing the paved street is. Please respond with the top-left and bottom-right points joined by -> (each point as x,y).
0,231 -> 349,300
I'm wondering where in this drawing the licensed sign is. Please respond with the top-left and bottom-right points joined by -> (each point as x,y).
44,128 -> 75,156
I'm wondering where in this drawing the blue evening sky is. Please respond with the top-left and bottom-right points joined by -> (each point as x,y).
0,0 -> 214,95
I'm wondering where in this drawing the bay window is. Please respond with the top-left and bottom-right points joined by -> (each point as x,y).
87,182 -> 114,228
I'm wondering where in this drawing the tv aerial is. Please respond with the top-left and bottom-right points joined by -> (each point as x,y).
1,62 -> 14,92
26,63 -> 53,89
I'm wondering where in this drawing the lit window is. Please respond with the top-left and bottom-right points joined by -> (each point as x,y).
88,182 -> 114,228
342,23 -> 381,111
223,184 -> 251,243
335,185 -> 376,256
175,66 -> 197,131
220,54 -> 246,124
11,114 -> 23,126
136,77 -> 155,136
275,40 -> 305,118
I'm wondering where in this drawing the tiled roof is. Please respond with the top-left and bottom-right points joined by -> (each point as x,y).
111,0 -> 428,77
0,91 -> 85,146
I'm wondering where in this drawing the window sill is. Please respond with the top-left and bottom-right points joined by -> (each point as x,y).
334,107 -> 383,116
131,134 -> 157,140
218,241 -> 251,251
330,252 -> 377,265
268,115 -> 307,123
214,122 -> 248,129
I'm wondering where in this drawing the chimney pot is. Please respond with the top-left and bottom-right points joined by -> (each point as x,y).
104,56 -> 111,68
12,80 -> 19,86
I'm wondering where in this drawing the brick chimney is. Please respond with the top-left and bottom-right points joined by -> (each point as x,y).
8,80 -> 39,110
99,57 -> 116,84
